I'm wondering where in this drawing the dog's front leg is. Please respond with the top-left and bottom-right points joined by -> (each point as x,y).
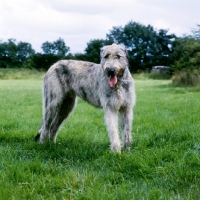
104,109 -> 121,152
119,107 -> 133,151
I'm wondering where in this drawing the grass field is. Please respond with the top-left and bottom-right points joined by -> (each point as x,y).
0,76 -> 200,199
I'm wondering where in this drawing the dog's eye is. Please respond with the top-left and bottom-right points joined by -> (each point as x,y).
104,54 -> 109,59
116,55 -> 121,59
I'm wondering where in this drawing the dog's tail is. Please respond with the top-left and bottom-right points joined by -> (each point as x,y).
35,121 -> 43,142
34,132 -> 40,142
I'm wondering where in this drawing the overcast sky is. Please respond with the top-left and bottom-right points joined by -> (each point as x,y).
0,0 -> 200,53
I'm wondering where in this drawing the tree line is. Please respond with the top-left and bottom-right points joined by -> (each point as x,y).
0,21 -> 200,73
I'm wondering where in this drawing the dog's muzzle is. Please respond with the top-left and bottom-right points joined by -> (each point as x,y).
107,68 -> 115,76
106,68 -> 117,88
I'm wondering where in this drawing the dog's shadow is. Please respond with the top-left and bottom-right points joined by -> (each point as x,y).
26,136 -> 109,165
0,132 -> 110,164
1,136 -> 150,183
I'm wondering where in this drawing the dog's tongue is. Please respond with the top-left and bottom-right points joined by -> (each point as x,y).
109,75 -> 117,88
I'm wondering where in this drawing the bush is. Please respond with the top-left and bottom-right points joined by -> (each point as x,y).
172,69 -> 200,87
149,72 -> 171,80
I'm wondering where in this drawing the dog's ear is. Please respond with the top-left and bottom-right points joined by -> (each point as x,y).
100,46 -> 109,58
124,48 -> 129,59
119,44 -> 129,59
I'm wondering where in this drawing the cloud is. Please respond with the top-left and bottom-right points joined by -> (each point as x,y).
37,0 -> 138,14
0,0 -> 200,53
0,0 -> 119,52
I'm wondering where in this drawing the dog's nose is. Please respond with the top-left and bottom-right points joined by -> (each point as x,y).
107,68 -> 115,76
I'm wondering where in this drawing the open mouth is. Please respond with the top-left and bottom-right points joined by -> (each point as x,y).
109,75 -> 117,88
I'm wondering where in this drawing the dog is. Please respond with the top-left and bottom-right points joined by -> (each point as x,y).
35,43 -> 136,152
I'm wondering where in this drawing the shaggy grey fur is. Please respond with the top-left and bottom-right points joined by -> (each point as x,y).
35,43 -> 136,152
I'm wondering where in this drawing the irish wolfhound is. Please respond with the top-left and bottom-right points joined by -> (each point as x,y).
35,43 -> 136,152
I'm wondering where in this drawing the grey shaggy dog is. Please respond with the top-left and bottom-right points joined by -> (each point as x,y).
35,43 -> 136,152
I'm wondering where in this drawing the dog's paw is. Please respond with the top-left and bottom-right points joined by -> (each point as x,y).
111,143 -> 121,153
34,133 -> 40,142
122,146 -> 131,152
121,140 -> 132,151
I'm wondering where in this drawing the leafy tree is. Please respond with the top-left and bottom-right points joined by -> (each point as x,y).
171,33 -> 200,86
24,53 -> 60,70
66,53 -> 88,61
0,40 -> 8,68
41,38 -> 70,58
6,39 -> 18,61
106,21 -> 177,72
192,24 -> 200,40
0,39 -> 19,68
155,29 -> 176,65
36,38 -> 70,70
53,38 -> 70,58
84,39 -> 113,63
107,22 -> 155,71
0,39 -> 35,68
41,41 -> 54,54
171,37 -> 200,71
17,42 -> 35,64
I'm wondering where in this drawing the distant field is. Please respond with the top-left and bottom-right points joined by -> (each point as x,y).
0,68 -> 45,80
0,76 -> 200,199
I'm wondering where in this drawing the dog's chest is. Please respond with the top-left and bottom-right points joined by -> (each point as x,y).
102,88 -> 127,109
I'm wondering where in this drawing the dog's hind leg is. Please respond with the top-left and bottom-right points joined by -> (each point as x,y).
49,92 -> 76,143
35,104 -> 56,143
39,103 -> 57,143
35,82 -> 63,143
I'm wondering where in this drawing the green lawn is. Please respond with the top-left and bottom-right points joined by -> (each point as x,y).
0,79 -> 200,199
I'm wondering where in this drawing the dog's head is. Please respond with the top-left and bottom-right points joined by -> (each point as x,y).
100,43 -> 129,88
